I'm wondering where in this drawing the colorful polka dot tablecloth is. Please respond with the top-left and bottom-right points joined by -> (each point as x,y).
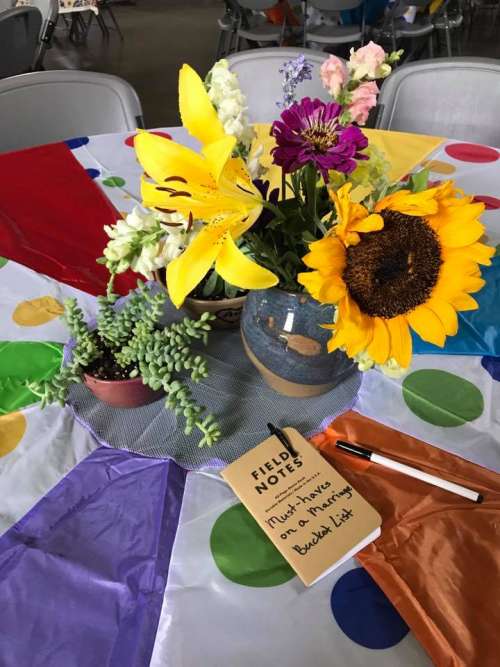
0,129 -> 499,667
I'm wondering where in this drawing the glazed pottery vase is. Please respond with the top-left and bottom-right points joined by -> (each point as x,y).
241,288 -> 355,398
83,374 -> 164,408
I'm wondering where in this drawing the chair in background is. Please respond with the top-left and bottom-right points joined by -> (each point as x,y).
373,0 -> 434,58
376,57 -> 500,146
0,70 -> 144,153
0,0 -> 13,9
431,0 -> 463,56
0,6 -> 42,79
235,0 -> 287,51
228,47 -> 332,122
27,0 -> 59,68
216,0 -> 241,59
305,0 -> 366,50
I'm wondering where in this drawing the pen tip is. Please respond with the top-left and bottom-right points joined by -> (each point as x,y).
476,494 -> 484,504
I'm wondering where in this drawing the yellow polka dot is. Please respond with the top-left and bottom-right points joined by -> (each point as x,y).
0,412 -> 27,456
13,296 -> 65,326
421,160 -> 456,175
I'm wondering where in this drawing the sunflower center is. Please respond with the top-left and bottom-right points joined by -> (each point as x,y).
301,123 -> 337,153
343,210 -> 442,318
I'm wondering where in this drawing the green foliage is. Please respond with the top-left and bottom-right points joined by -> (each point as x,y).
246,165 -> 331,292
28,282 -> 220,447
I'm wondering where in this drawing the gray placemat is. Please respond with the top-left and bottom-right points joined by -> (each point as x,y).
68,294 -> 361,468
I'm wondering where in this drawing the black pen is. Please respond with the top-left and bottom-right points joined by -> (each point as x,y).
267,423 -> 299,458
336,440 -> 483,503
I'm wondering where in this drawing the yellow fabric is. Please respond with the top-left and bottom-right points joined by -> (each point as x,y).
252,124 -> 444,188
362,129 -> 444,182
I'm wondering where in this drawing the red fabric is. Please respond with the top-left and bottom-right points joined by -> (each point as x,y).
0,143 -> 138,296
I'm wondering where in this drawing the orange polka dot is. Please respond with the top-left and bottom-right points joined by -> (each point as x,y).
0,412 -> 27,456
13,296 -> 64,326
421,160 -> 456,175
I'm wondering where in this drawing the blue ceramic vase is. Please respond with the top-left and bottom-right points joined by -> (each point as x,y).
241,288 -> 355,397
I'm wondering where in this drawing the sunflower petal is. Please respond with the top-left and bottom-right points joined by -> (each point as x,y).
426,298 -> 458,336
303,236 -> 346,271
367,317 -> 390,364
438,219 -> 486,248
375,189 -> 438,216
386,316 -> 412,367
443,242 -> 495,266
179,64 -> 226,146
407,304 -> 446,347
451,293 -> 479,311
215,234 -> 278,290
348,213 -> 384,234
166,225 -> 222,308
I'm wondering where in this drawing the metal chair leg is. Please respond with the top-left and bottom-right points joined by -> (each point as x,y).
429,30 -> 434,57
104,3 -> 124,40
215,29 -> 225,60
444,20 -> 452,56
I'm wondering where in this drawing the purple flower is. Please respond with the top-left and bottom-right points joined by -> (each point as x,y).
277,55 -> 314,110
271,97 -> 368,181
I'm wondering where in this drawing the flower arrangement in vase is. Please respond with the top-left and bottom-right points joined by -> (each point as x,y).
107,44 -> 494,397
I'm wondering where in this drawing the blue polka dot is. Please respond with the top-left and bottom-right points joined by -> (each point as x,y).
65,136 -> 89,149
331,568 -> 409,649
481,356 -> 500,381
85,168 -> 100,180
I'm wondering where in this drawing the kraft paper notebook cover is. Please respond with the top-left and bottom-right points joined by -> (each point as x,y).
221,428 -> 382,587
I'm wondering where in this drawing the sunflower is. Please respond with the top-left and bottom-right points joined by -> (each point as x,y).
298,181 -> 495,369
135,64 -> 278,308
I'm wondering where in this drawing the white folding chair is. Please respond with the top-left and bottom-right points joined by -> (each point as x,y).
305,0 -> 365,49
228,47 -> 334,123
235,0 -> 287,51
0,70 -> 144,153
377,57 -> 500,146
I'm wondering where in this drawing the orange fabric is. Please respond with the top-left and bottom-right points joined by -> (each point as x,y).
311,411 -> 500,667
265,1 -> 301,26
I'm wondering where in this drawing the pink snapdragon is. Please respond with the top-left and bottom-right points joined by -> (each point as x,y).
320,55 -> 348,97
348,81 -> 379,125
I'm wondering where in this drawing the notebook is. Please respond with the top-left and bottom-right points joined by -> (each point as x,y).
221,427 -> 382,587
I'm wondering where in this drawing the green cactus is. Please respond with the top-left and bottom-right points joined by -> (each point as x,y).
28,282 -> 220,447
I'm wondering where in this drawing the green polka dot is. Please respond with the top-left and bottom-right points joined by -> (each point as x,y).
0,257 -> 7,269
102,176 -> 126,187
210,503 -> 295,587
402,369 -> 483,427
0,341 -> 63,414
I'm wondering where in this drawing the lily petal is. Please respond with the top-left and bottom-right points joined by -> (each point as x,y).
215,234 -> 278,289
135,131 -> 211,185
202,135 -> 237,184
166,225 -> 223,307
179,64 -> 226,146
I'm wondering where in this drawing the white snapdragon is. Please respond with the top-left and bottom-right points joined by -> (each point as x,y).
207,59 -> 255,155
102,207 -> 202,280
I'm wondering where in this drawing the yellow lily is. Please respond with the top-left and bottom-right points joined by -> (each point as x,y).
135,64 -> 278,307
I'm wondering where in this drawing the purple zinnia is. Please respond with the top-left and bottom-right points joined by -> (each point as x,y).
271,97 -> 368,181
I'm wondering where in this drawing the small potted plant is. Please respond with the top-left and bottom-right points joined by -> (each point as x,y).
28,281 -> 221,447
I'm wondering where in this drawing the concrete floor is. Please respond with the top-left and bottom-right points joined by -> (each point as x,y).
45,1 -> 500,128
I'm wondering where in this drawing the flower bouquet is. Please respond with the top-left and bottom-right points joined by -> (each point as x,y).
104,43 -> 494,396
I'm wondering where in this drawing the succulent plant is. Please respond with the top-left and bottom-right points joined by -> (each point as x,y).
29,281 -> 221,447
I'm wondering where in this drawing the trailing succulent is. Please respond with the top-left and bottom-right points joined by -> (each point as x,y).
29,282 -> 221,447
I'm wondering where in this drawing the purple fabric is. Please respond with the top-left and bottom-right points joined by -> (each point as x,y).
271,97 -> 368,180
0,447 -> 187,667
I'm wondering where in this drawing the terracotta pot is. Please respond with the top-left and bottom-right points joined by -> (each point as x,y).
153,269 -> 246,329
241,288 -> 355,398
83,373 -> 164,409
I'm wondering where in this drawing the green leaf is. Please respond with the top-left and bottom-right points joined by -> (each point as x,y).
202,269 -> 219,297
409,168 -> 430,193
